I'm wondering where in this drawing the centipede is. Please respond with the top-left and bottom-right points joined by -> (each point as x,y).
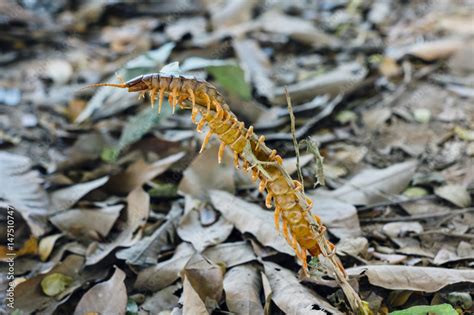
85,72 -> 341,274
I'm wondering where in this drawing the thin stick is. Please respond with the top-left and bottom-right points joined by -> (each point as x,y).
285,87 -> 304,191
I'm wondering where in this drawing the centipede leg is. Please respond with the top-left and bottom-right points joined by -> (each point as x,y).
200,130 -> 213,153
218,142 -> 226,164
149,88 -> 157,108
293,180 -> 303,191
251,168 -> 259,182
138,91 -> 146,100
269,150 -> 283,165
258,179 -> 266,192
274,205 -> 281,231
245,126 -> 254,139
233,151 -> 240,169
265,191 -> 273,208
158,89 -> 164,114
282,220 -> 292,245
202,93 -> 211,112
256,135 -> 265,152
187,88 -> 197,123
196,118 -> 207,133
171,88 -> 178,113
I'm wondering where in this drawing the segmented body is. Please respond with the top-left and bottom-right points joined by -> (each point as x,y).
86,72 -> 337,271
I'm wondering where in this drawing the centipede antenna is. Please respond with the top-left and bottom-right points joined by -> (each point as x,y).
81,82 -> 128,90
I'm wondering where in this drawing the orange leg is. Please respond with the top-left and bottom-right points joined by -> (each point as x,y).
274,205 -> 281,232
149,88 -> 157,108
282,220 -> 293,245
196,118 -> 207,133
233,151 -> 240,169
187,88 -> 196,121
265,191 -> 273,208
218,142 -> 226,164
158,89 -> 165,114
200,130 -> 213,153
256,135 -> 265,152
258,179 -> 266,192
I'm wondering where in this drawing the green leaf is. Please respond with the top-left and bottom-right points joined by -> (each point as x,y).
40,273 -> 73,297
207,65 -> 252,101
403,186 -> 429,198
126,298 -> 139,315
111,104 -> 172,161
389,304 -> 458,315
148,182 -> 178,198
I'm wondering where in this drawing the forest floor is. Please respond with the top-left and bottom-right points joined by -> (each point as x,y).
0,1 -> 473,314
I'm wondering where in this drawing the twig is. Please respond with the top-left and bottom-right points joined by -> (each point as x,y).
285,87 -> 304,190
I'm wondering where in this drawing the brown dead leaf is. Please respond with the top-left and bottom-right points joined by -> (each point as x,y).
107,152 -> 185,195
435,184 -> 472,208
308,195 -> 362,238
135,242 -> 195,292
86,187 -> 149,265
50,204 -> 123,240
317,160 -> 417,205
178,209 -> 233,252
50,176 -> 109,212
116,203 -> 181,265
407,39 -> 463,61
0,152 -> 49,236
347,265 -> 474,292
224,264 -> 264,315
74,267 -> 127,315
181,254 -> 225,314
209,190 -> 294,256
178,143 -> 235,199
263,261 -> 340,314
140,282 -> 182,313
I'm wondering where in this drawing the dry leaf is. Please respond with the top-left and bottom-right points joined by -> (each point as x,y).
140,282 -> 182,313
347,265 -> 474,292
38,233 -> 63,261
178,207 -> 233,252
74,267 -> 127,315
435,184 -> 472,208
224,264 -> 264,315
308,195 -> 362,238
317,160 -> 417,205
209,190 -> 294,256
50,176 -> 109,212
107,152 -> 185,195
135,242 -> 195,292
86,187 -> 149,265
116,203 -> 181,265
178,143 -> 235,199
263,261 -> 341,314
407,39 -> 463,61
181,254 -> 225,315
0,152 -> 49,236
50,204 -> 123,240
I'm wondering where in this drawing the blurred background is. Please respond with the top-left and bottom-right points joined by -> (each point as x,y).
0,0 -> 473,314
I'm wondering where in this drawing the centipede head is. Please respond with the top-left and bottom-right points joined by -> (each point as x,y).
83,74 -> 150,92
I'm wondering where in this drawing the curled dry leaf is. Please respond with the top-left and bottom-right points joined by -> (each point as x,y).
178,143 -> 235,199
74,267 -> 127,315
209,190 -> 294,256
50,204 -> 123,240
317,160 -> 417,205
0,152 -> 49,236
38,233 -> 63,261
223,264 -> 264,315
86,187 -> 149,265
107,152 -> 185,195
50,176 -> 109,212
263,261 -> 341,315
347,265 -> 474,292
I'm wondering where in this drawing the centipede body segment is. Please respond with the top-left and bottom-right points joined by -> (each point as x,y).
85,72 -> 339,273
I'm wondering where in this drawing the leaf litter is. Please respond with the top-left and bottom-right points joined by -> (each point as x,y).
1,1 -> 473,314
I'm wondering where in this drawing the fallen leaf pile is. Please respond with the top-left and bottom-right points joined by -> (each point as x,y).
0,1 -> 473,314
